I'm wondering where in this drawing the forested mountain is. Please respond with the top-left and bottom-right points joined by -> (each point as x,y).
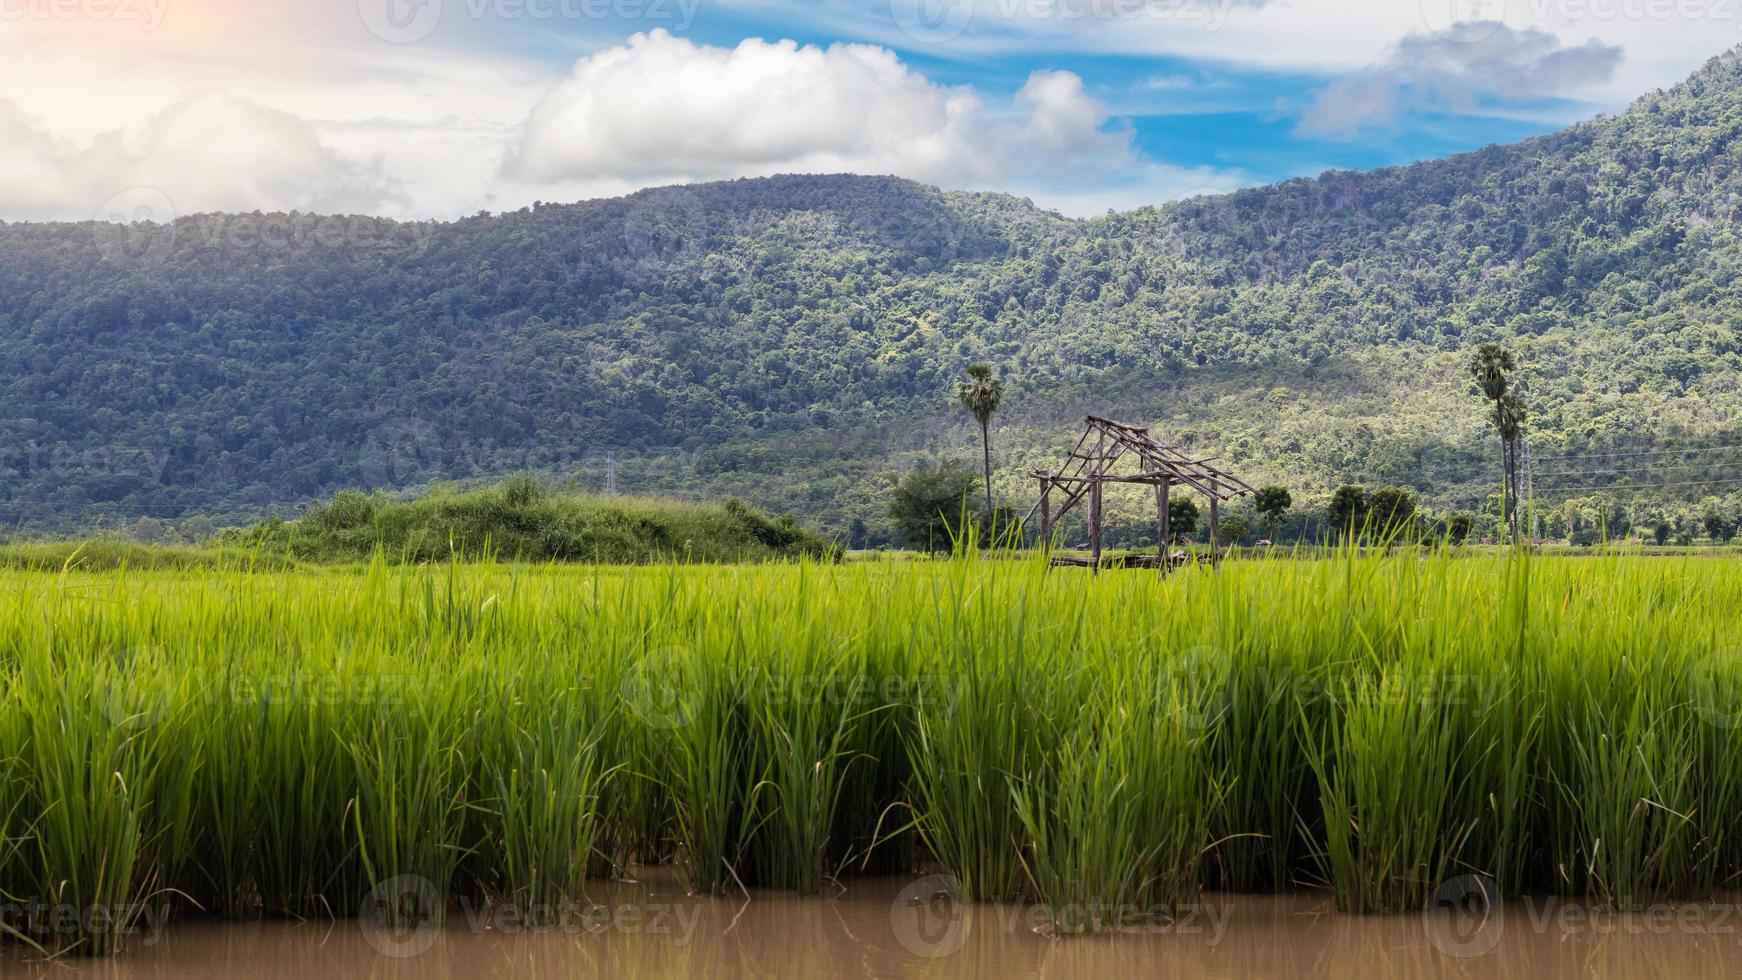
5,49 -> 1742,541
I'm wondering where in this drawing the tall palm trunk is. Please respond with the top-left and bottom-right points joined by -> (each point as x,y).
1493,397 -> 1509,544
979,418 -> 994,533
1504,437 -> 1518,545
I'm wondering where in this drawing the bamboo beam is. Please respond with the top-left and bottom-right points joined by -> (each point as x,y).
1033,443 -> 1126,524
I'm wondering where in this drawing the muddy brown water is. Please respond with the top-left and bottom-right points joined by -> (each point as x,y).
7,873 -> 1742,978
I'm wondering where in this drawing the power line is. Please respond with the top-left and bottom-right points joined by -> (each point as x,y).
1538,459 -> 1742,478
1522,434 -> 1545,543
1537,476 -> 1742,494
1535,443 -> 1742,462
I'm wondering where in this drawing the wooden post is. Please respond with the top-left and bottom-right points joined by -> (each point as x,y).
1088,477 -> 1102,574
1209,495 -> 1221,563
1155,479 -> 1170,576
1038,477 -> 1052,550
1088,431 -> 1105,574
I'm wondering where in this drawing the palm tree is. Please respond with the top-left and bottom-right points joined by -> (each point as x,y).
1493,392 -> 1528,543
956,364 -> 1004,524
1468,343 -> 1515,404
1468,344 -> 1518,542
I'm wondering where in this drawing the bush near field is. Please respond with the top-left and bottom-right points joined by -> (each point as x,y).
219,476 -> 839,564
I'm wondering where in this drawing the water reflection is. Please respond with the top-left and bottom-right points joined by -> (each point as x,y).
8,875 -> 1742,979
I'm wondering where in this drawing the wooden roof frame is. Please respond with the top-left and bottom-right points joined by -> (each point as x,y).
1023,415 -> 1256,572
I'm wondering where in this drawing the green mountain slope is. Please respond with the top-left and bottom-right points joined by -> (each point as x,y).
5,50 -> 1742,539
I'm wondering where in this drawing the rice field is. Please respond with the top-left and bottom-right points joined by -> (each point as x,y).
1,549 -> 1739,954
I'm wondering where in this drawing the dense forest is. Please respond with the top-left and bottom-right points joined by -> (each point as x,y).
5,49 -> 1742,542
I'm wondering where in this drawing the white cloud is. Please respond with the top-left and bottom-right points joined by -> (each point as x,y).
503,30 -> 1132,196
0,93 -> 399,221
0,13 -> 543,221
1023,162 -> 1247,215
718,0 -> 1727,115
0,17 -> 1226,222
1297,23 -> 1623,138
1140,74 -> 1199,91
3,0 -> 1702,223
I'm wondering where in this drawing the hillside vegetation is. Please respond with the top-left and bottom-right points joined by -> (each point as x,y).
5,51 -> 1742,537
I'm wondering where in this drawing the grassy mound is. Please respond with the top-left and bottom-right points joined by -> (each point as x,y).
223,477 -> 839,564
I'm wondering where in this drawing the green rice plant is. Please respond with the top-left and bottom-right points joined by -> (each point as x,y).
0,685 -> 42,952
1202,552 -> 1323,891
1684,642 -> 1742,893
903,554 -> 1065,902
244,676 -> 368,917
738,574 -> 879,893
471,681 -> 614,919
1450,667 -> 1545,896
2,548 -> 1741,956
344,676 -> 475,924
626,567 -> 765,895
9,648 -> 166,954
649,649 -> 760,895
1550,689 -> 1699,906
1304,667 -> 1478,914
1011,666 -> 1222,934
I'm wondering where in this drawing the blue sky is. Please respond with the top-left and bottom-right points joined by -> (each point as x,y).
0,0 -> 1732,220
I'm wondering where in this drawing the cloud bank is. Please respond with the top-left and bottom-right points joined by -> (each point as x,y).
0,93 -> 399,222
504,31 -> 1132,190
1297,23 -> 1624,138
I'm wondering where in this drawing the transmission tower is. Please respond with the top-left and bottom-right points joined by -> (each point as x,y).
604,452 -> 617,495
1519,430 -> 1535,541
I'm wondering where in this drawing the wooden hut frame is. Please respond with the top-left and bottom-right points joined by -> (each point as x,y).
1022,415 -> 1256,571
